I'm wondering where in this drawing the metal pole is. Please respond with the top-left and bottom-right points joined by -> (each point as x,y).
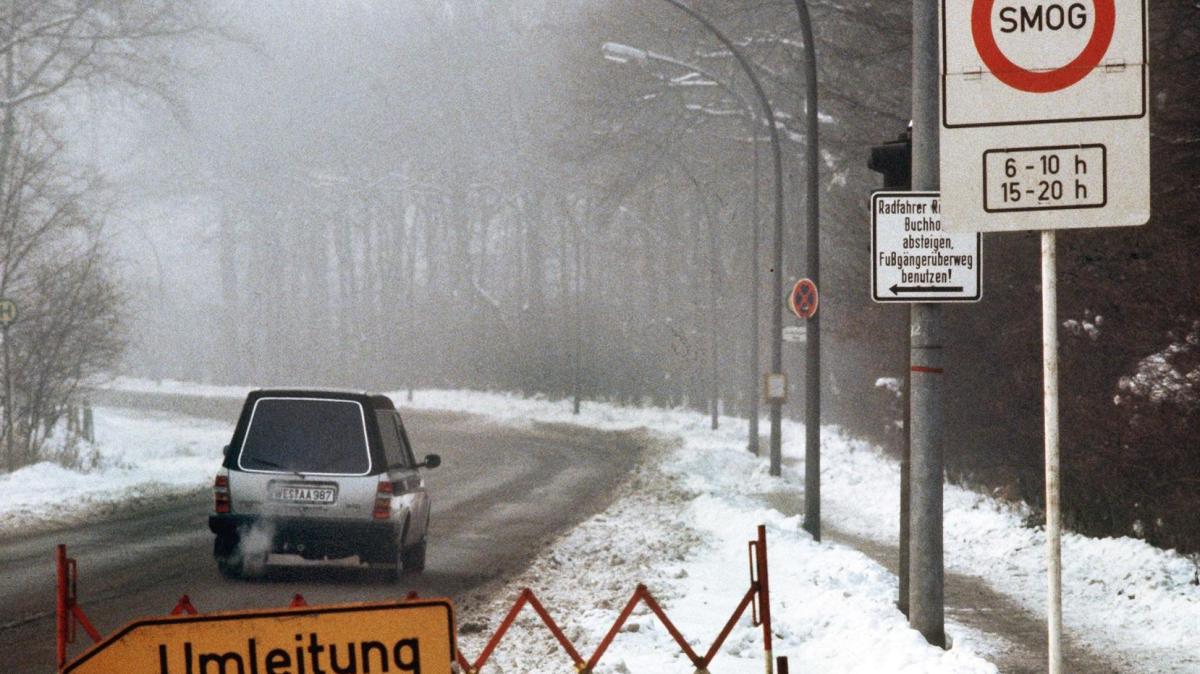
908,0 -> 945,647
680,162 -> 723,431
1042,229 -> 1063,674
657,0 -> 786,478
899,365 -> 911,616
56,544 -> 68,669
3,325 -> 11,473
748,118 -> 761,454
632,49 -> 762,445
790,0 -> 822,541
573,214 -> 583,416
756,524 -> 773,674
708,203 -> 720,431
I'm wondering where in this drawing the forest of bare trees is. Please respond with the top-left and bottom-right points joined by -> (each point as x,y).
0,1 -> 1190,553
0,0 -> 219,470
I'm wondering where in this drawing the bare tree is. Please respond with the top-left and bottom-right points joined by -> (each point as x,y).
0,0 -> 221,470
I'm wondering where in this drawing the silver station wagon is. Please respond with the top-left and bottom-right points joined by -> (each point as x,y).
208,389 -> 439,580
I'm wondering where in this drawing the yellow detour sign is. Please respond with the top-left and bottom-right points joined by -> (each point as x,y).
63,599 -> 456,674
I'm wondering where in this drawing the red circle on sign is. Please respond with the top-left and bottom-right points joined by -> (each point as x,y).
789,279 -> 818,320
971,0 -> 1116,93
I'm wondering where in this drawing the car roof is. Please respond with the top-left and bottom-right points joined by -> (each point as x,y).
247,388 -> 396,410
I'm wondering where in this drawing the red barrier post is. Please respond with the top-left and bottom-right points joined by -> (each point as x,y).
170,595 -> 200,616
56,544 -> 68,670
523,591 -> 584,667
757,525 -> 773,673
52,528 -> 775,674
471,588 -> 530,671
637,587 -> 704,668
585,587 -> 643,671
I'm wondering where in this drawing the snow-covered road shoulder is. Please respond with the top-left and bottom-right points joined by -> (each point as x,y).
397,388 -> 1198,673
395,392 -> 996,672
0,407 -> 229,538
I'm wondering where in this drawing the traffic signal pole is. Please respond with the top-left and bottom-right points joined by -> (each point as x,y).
909,0 -> 945,647
868,130 -> 912,616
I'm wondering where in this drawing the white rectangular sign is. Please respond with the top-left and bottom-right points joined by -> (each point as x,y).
764,373 -> 787,401
782,325 -> 807,343
940,0 -> 1150,233
871,192 -> 982,303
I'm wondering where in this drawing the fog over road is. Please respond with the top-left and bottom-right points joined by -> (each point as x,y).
0,394 -> 643,672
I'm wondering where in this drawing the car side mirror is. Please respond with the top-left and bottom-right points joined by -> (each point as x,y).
423,454 -> 441,469
222,444 -> 231,458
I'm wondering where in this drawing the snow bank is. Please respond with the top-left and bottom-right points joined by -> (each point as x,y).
448,422 -> 995,673
0,407 -> 229,536
102,376 -> 253,399
393,388 -> 1198,673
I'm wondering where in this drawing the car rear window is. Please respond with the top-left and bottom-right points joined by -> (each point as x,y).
238,397 -> 371,475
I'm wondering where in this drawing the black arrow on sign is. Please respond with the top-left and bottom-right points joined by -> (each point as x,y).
889,284 -> 964,294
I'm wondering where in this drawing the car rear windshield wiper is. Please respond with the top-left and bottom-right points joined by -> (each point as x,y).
246,456 -> 304,479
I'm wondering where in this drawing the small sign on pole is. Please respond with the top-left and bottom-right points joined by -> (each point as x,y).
763,373 -> 787,402
788,279 -> 819,320
782,326 -> 807,343
871,192 -> 982,303
0,299 -> 17,327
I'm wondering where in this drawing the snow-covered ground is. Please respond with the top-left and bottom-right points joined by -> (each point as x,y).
9,378 -> 1197,672
399,390 -> 1200,673
0,406 -> 230,536
443,412 -> 996,673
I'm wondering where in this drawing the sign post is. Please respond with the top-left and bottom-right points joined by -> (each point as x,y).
907,0 -> 947,649
939,2 -> 1150,671
0,298 -> 15,474
787,278 -> 821,540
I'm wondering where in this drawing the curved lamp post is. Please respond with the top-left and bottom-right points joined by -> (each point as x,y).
787,0 -> 823,541
601,41 -> 763,450
654,0 -> 788,478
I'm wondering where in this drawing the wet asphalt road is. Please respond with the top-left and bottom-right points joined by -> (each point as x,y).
0,393 -> 643,672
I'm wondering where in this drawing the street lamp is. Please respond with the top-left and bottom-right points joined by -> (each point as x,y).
622,0 -> 787,478
601,40 -> 764,451
601,42 -> 649,65
787,0 -> 823,541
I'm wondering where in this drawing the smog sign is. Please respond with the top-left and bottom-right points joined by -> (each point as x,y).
940,0 -> 1149,232
63,599 -> 456,674
872,192 -> 981,303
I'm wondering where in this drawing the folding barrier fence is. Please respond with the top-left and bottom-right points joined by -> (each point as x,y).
56,526 -> 774,673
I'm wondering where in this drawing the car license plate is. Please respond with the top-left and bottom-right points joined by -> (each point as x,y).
269,484 -> 336,505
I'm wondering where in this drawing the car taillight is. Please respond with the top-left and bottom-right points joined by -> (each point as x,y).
373,477 -> 393,520
213,470 -> 231,514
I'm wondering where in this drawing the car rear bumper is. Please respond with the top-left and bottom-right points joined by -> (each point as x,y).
209,514 -> 398,560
